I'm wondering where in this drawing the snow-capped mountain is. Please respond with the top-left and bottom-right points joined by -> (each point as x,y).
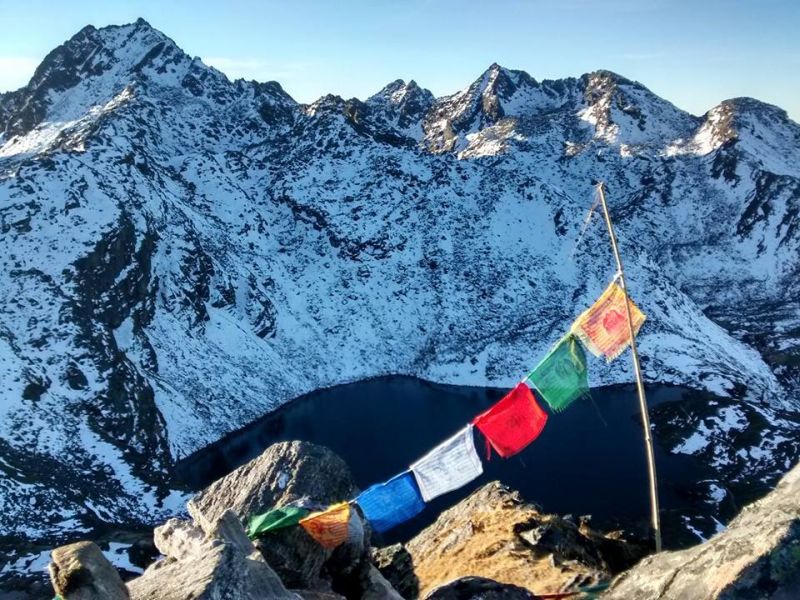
1,19 -> 798,568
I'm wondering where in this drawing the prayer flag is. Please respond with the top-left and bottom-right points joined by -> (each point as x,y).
356,471 -> 425,533
473,383 -> 548,458
571,281 -> 646,361
411,425 -> 483,502
246,505 -> 310,539
299,502 -> 351,549
525,334 -> 589,412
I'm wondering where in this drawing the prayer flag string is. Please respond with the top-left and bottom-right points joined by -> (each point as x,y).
243,277 -> 646,544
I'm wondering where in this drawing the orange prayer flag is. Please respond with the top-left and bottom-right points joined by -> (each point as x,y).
571,281 -> 646,362
299,502 -> 351,549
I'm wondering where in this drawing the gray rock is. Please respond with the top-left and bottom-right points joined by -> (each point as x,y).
252,529 -> 330,591
153,517 -> 209,559
211,509 -> 259,557
157,441 -> 406,599
360,565 -> 405,600
188,441 -> 358,590
188,441 -> 357,530
407,482 -> 616,596
128,542 -> 299,600
372,543 -> 419,599
424,576 -> 537,599
129,510 -> 298,599
603,461 -> 800,599
48,541 -> 129,600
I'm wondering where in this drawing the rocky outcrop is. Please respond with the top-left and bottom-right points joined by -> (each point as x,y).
188,441 -> 360,591
146,440 -> 402,599
152,517 -> 208,559
48,541 -> 129,600
371,543 -> 419,599
187,440 -> 356,526
128,509 -> 297,599
406,482 -> 645,598
602,461 -> 800,599
44,444 -> 800,600
128,542 -> 297,600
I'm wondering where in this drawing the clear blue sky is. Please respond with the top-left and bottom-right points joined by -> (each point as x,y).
1,0 -> 798,121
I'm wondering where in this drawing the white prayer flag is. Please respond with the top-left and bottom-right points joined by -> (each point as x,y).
410,425 -> 483,502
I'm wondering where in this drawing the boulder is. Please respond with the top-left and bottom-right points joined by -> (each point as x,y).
184,441 -> 404,599
48,541 -> 129,600
211,509 -> 261,557
188,440 -> 358,590
152,510 -> 256,561
128,509 -> 298,600
127,542 -> 298,600
153,518 -> 209,559
602,461 -> 800,599
188,440 -> 356,530
371,543 -> 419,599
424,576 -> 537,599
359,565 -> 405,600
406,482 -> 641,598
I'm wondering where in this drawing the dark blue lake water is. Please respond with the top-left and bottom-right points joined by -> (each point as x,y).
176,377 -> 715,547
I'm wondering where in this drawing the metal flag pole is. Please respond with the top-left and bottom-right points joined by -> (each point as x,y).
596,181 -> 662,553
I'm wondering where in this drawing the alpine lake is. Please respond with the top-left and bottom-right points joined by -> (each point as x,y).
176,376 -> 734,549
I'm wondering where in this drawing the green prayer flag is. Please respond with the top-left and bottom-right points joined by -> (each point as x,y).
247,505 -> 310,539
526,334 -> 589,412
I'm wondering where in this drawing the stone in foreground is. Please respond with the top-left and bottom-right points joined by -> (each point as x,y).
188,441 -> 358,590
186,441 -> 403,598
603,461 -> 800,599
48,541 -> 129,600
128,509 -> 297,599
406,482 -> 644,597
371,543 -> 419,599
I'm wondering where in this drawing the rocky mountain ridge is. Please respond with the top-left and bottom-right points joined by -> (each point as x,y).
45,441 -> 648,600
42,441 -> 800,600
1,18 -> 798,581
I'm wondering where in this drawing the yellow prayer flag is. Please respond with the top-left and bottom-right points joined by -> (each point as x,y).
299,502 -> 351,549
571,282 -> 646,361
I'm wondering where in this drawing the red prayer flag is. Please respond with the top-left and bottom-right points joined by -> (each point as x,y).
472,383 -> 548,458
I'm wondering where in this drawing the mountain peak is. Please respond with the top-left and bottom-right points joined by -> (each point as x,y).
24,18 -> 182,95
368,79 -> 433,107
699,97 -> 796,137
584,69 -> 632,83
719,97 -> 792,120
476,63 -> 537,89
1,20 -> 196,139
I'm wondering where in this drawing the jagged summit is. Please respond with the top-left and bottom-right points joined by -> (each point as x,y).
0,19 -> 297,156
665,96 -> 800,173
0,18 -> 189,140
721,96 -> 791,114
23,18 -> 181,94
367,79 -> 433,107
580,69 -> 640,88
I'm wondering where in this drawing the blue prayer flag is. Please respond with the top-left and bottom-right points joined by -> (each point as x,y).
355,471 -> 425,533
